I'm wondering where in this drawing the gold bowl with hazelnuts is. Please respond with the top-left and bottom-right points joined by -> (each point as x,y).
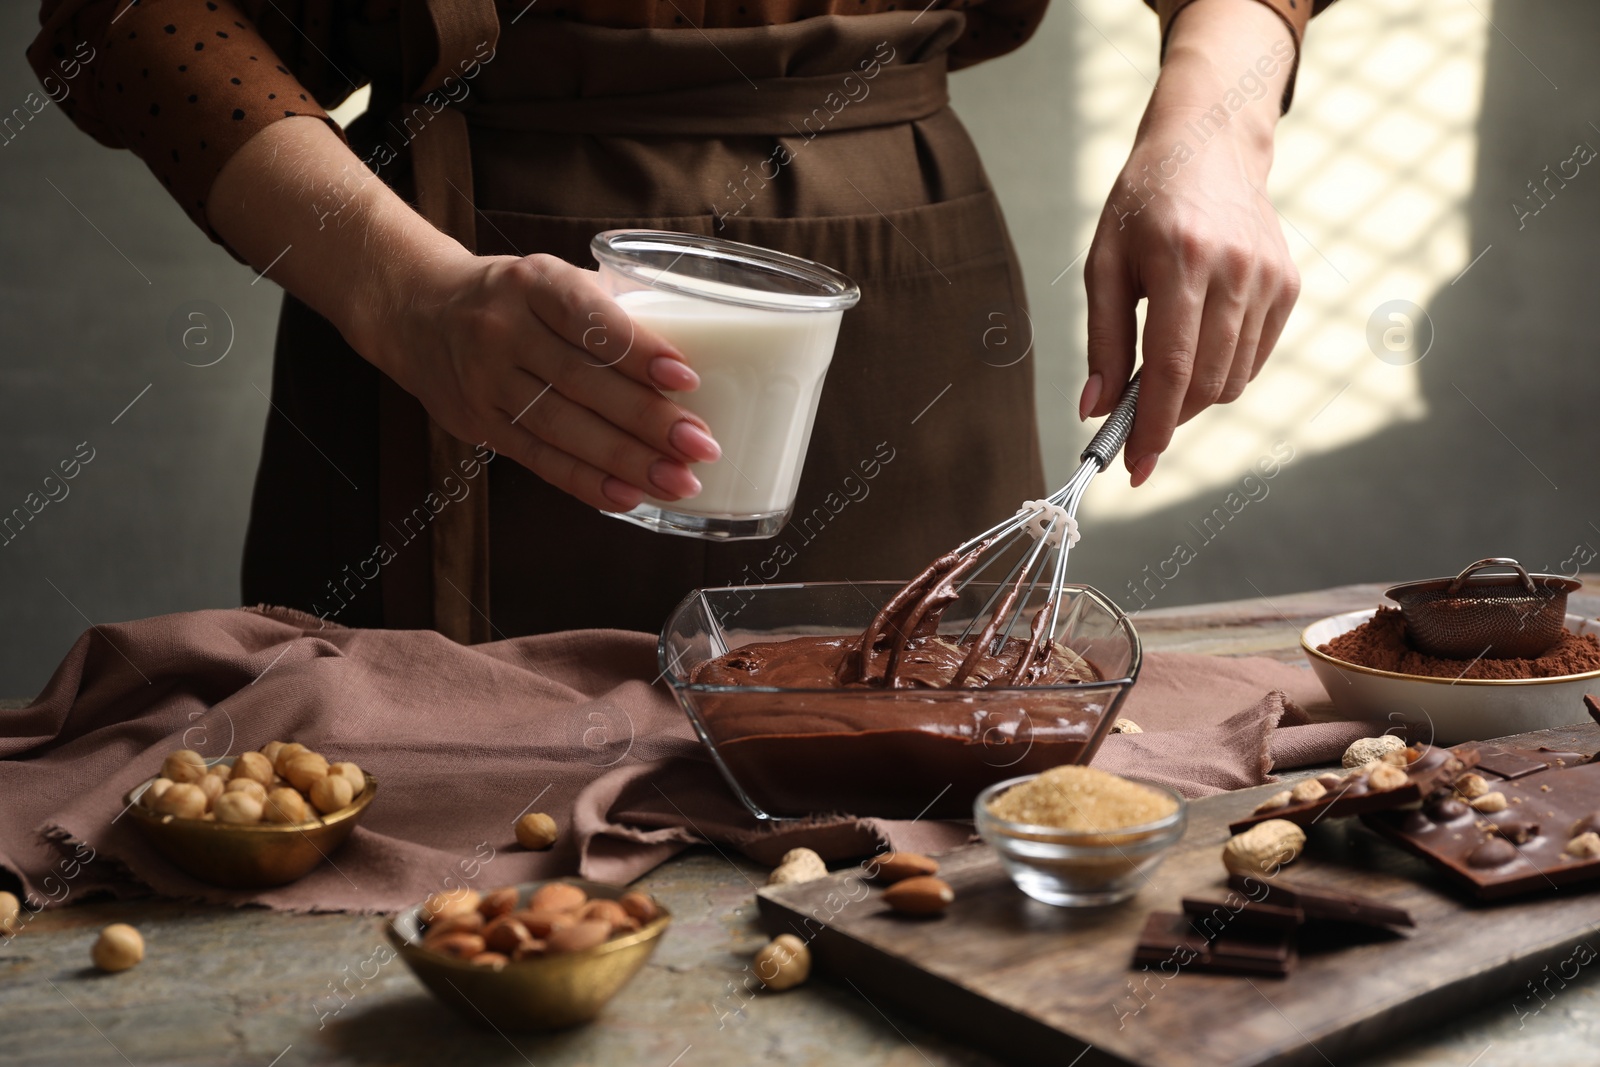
122,742 -> 377,889
387,879 -> 670,1031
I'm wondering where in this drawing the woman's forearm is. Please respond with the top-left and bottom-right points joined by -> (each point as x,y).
205,115 -> 464,377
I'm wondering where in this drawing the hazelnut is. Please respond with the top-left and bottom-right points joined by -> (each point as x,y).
753,934 -> 811,991
1455,774 -> 1491,800
213,792 -> 264,825
225,778 -> 268,803
161,749 -> 208,784
767,847 -> 828,887
329,761 -> 365,797
515,812 -> 558,851
308,774 -> 353,815
232,751 -> 275,787
546,919 -> 611,954
619,892 -> 660,924
1470,791 -> 1509,814
1341,735 -> 1406,770
528,883 -> 587,914
272,742 -> 310,776
1367,763 -> 1409,792
259,740 -> 287,766
471,952 -> 510,971
478,886 -> 519,920
263,787 -> 311,824
0,890 -> 21,937
196,774 -> 226,809
1289,779 -> 1327,804
140,778 -> 174,810
1223,820 -> 1305,877
91,924 -> 144,972
1566,832 -> 1600,859
423,931 -> 485,959
1252,791 -> 1292,815
283,752 -> 330,792
421,888 -> 483,924
154,783 -> 208,819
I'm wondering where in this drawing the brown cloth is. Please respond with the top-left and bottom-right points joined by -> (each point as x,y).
0,607 -> 1380,914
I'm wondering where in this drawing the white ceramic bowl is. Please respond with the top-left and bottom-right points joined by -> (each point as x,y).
1301,609 -> 1600,745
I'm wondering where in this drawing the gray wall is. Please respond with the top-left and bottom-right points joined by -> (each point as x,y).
2,1 -> 1596,697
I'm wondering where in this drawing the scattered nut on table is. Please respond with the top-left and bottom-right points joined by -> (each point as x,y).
1290,779 -> 1327,804
883,875 -> 955,916
754,933 -> 811,991
1341,735 -> 1406,770
1111,718 -> 1143,734
1454,773 -> 1490,800
0,890 -> 21,937
1222,819 -> 1305,877
1367,763 -> 1409,792
767,847 -> 828,886
870,851 -> 939,884
91,923 -> 144,972
515,812 -> 559,850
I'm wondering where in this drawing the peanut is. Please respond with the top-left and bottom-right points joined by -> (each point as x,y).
1342,735 -> 1406,770
1252,790 -> 1293,814
1222,819 -> 1305,877
767,847 -> 828,887
1289,779 -> 1327,804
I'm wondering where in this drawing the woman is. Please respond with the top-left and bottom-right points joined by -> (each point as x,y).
28,0 -> 1328,641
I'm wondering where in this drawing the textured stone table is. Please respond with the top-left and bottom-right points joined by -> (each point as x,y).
5,579 -> 1600,1067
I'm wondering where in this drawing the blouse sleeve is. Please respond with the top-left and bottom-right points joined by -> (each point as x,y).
26,0 -> 355,262
946,0 -> 1051,71
1144,0 -> 1341,113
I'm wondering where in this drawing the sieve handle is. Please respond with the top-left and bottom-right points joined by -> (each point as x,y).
1081,370 -> 1142,471
1446,557 -> 1537,596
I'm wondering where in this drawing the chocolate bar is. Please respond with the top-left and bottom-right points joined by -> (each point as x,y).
1469,745 -> 1591,781
1229,744 -> 1478,834
1363,759 -> 1600,901
1181,895 -> 1302,936
1132,910 -> 1295,978
1224,873 -> 1414,930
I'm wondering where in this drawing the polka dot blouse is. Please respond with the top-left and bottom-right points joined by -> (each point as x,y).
26,0 -> 1330,260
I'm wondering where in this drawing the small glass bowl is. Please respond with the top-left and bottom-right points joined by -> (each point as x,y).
974,774 -> 1187,907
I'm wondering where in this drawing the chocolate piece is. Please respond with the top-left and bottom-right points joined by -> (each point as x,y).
1364,760 -> 1600,900
1181,896 -> 1304,936
1228,744 -> 1479,833
1225,874 -> 1415,930
1132,911 -> 1295,978
1585,693 -> 1600,726
1423,796 -> 1469,822
1470,745 -> 1590,780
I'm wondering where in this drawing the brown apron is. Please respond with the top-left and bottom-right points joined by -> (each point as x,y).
240,2 -> 1046,640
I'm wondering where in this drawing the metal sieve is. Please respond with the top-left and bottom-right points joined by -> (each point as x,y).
1384,557 -> 1581,660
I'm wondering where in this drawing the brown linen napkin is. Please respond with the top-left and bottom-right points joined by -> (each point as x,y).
0,607 -> 1376,913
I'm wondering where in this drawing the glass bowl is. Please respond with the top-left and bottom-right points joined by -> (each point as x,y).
659,581 -> 1141,821
975,774 -> 1187,907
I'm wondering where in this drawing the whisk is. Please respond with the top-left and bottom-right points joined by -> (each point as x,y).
852,370 -> 1143,689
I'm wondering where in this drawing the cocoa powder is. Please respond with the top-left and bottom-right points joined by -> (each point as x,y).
1320,607 -> 1600,680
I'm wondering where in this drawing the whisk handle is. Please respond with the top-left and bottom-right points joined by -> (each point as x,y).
1080,370 -> 1142,470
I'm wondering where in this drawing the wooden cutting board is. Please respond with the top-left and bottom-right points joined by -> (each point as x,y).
757,721 -> 1600,1067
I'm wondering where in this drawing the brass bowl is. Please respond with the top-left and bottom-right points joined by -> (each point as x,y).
387,879 -> 670,1031
122,757 -> 377,889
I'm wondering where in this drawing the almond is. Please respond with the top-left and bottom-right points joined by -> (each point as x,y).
518,909 -> 576,939
580,899 -> 632,933
546,919 -> 611,954
619,891 -> 660,924
528,882 -> 587,914
872,852 -> 939,884
883,875 -> 954,916
482,916 -> 533,955
471,951 -> 509,971
422,931 -> 485,959
478,886 -> 519,920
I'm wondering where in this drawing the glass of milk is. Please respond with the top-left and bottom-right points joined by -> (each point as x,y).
590,230 -> 861,540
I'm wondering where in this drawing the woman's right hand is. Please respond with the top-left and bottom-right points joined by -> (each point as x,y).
353,248 -> 721,513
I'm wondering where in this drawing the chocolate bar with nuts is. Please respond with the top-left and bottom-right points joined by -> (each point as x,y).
1132,910 -> 1296,978
1363,758 -> 1600,901
1228,744 -> 1478,834
1469,745 -> 1592,781
1223,873 -> 1414,931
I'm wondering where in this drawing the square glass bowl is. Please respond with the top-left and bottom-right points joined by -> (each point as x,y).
659,581 -> 1141,820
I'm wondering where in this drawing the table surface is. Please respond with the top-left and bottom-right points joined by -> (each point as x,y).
6,579 -> 1600,1067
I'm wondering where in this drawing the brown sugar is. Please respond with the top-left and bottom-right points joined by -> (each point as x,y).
986,765 -> 1178,831
1320,607 -> 1600,680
